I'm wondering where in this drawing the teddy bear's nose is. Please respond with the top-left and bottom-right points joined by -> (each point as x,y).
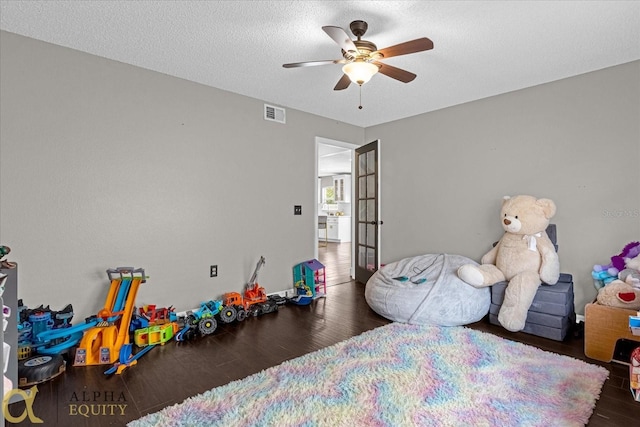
503,218 -> 511,225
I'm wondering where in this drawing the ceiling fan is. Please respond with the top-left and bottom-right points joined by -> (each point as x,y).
283,20 -> 434,91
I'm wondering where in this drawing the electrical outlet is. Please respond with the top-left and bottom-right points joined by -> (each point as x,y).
210,265 -> 218,277
294,205 -> 302,215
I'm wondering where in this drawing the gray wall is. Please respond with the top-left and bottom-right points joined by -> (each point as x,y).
366,60 -> 640,314
0,31 -> 364,321
1,31 -> 638,322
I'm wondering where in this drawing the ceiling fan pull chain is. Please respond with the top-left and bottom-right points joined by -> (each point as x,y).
358,86 -> 363,110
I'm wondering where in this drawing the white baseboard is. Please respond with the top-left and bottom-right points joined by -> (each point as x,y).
269,288 -> 296,298
175,307 -> 199,318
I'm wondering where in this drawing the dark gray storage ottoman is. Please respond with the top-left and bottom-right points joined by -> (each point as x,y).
489,273 -> 575,341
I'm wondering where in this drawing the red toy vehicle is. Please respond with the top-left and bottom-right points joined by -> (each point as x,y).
221,257 -> 278,321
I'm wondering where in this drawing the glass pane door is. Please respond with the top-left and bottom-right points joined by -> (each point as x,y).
354,140 -> 380,284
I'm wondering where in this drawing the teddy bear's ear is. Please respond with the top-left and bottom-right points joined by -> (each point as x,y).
536,198 -> 557,219
502,196 -> 511,205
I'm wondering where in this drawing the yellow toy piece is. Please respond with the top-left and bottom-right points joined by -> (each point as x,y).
134,323 -> 178,347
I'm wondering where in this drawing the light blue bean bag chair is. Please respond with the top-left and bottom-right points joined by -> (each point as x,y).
365,253 -> 490,326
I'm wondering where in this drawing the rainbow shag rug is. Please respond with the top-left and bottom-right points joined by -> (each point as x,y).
129,323 -> 608,427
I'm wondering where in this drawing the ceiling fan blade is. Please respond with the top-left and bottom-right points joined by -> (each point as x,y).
376,37 -> 434,59
283,59 -> 344,68
333,74 -> 351,91
373,61 -> 416,83
322,26 -> 358,55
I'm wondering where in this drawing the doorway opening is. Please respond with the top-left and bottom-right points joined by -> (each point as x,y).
315,137 -> 358,286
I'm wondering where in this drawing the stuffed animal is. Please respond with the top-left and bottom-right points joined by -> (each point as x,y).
591,268 -> 617,286
618,253 -> 640,287
596,279 -> 640,310
619,268 -> 640,287
626,253 -> 640,271
457,195 -> 559,332
611,242 -> 640,275
594,241 -> 640,277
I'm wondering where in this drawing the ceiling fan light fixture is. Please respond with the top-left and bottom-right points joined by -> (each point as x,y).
342,61 -> 378,86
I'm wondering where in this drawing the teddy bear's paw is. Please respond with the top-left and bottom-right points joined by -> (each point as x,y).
457,264 -> 485,287
498,310 -> 526,332
540,271 -> 559,286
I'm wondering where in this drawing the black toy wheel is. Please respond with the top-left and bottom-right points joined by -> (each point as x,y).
219,306 -> 237,323
182,328 -> 197,341
269,295 -> 286,305
257,301 -> 277,315
185,313 -> 197,326
198,318 -> 217,335
18,355 -> 66,387
236,308 -> 247,322
265,300 -> 278,313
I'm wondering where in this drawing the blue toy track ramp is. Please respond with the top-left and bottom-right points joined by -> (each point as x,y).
35,318 -> 99,342
35,331 -> 84,355
33,319 -> 100,356
104,343 -> 155,375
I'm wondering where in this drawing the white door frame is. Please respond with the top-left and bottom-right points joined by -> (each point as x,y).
314,136 -> 360,279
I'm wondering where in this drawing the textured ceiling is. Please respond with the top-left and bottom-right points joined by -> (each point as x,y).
1,1 -> 639,128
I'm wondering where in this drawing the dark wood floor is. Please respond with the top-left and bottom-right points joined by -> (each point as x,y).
6,243 -> 639,426
317,241 -> 352,286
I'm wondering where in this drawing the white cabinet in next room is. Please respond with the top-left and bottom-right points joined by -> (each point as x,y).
333,175 -> 351,203
321,217 -> 351,243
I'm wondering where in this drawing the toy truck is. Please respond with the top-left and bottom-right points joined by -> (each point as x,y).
175,300 -> 224,341
188,300 -> 223,335
174,257 -> 279,342
221,287 -> 278,320
221,256 -> 278,319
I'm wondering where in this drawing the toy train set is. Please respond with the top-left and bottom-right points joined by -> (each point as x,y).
12,256 -> 324,385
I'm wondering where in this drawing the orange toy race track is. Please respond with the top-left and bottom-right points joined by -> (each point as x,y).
74,267 -> 146,366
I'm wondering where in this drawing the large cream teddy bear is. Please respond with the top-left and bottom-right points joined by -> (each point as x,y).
458,195 -> 560,332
